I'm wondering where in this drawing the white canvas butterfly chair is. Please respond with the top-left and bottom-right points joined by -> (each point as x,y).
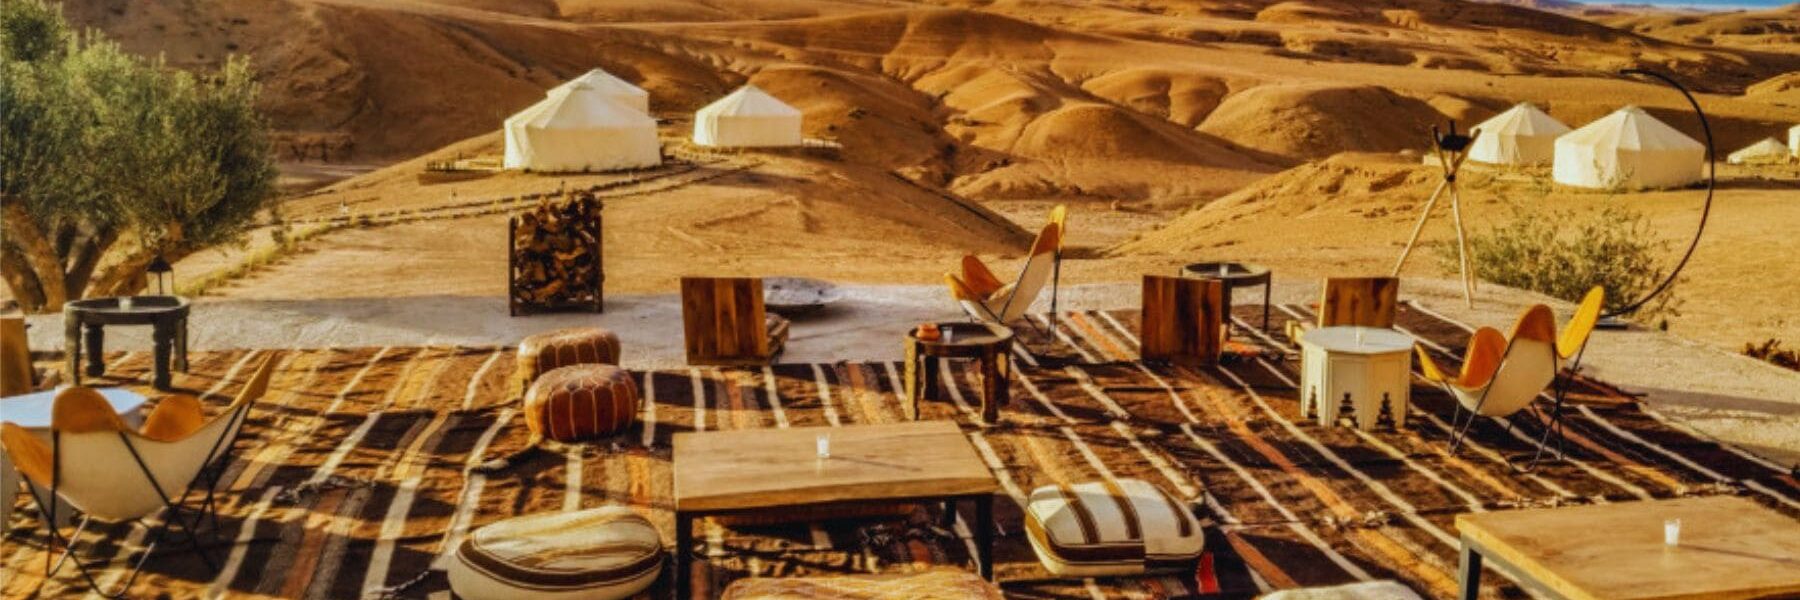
0,354 -> 275,597
1421,287 -> 1604,471
946,222 -> 1061,331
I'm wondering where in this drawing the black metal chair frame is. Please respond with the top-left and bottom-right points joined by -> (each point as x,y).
20,400 -> 253,598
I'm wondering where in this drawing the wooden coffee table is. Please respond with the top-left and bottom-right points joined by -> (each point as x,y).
1456,496 -> 1800,600
902,322 -> 1013,424
671,421 -> 999,599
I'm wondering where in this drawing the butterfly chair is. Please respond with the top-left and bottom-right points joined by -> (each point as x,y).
1420,287 -> 1604,471
946,222 -> 1061,331
0,354 -> 276,597
1046,205 -> 1069,330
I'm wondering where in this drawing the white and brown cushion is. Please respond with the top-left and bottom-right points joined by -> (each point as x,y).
448,505 -> 663,600
1259,581 -> 1425,600
1023,478 -> 1204,577
720,568 -> 1004,600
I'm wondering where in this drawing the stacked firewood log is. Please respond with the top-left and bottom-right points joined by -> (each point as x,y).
509,191 -> 604,315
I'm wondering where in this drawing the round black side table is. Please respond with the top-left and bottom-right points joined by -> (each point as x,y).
1180,261 -> 1273,333
64,295 -> 190,390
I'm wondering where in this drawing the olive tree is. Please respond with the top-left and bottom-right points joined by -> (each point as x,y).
2,0 -> 278,312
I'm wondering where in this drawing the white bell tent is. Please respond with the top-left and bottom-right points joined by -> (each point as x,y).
1468,102 -> 1570,166
1553,106 -> 1704,190
1727,137 -> 1789,165
502,83 -> 661,172
692,85 -> 804,148
553,68 -> 650,114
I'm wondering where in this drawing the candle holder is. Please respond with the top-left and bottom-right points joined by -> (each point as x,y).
119,297 -> 135,311
1664,518 -> 1681,547
816,433 -> 831,459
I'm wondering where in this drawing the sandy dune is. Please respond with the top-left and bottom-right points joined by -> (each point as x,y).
47,0 -> 1799,354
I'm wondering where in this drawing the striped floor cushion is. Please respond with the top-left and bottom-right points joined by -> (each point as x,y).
720,568 -> 1004,600
1024,478 -> 1205,577
448,505 -> 663,600
1259,581 -> 1425,600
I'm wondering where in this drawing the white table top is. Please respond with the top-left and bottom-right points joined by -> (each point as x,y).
1300,326 -> 1416,355
0,388 -> 148,428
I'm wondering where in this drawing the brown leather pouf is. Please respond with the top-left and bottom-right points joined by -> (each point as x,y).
525,364 -> 639,442
515,327 -> 621,398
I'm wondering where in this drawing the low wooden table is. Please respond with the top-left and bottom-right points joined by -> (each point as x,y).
671,421 -> 999,600
1180,261 -> 1272,333
1456,496 -> 1800,600
63,295 -> 189,390
902,322 -> 1013,424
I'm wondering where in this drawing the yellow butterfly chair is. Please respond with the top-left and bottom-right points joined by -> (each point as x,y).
1420,287 -> 1604,470
947,222 -> 1062,329
0,354 -> 277,597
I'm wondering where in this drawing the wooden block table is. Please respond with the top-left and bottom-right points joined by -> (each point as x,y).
1299,326 -> 1414,430
1140,275 -> 1223,366
902,322 -> 1013,424
672,421 -> 1000,599
1456,496 -> 1800,600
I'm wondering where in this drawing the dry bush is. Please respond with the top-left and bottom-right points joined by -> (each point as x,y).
1440,202 -> 1683,327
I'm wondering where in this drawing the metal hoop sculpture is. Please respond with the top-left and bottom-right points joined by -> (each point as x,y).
1605,69 -> 1715,319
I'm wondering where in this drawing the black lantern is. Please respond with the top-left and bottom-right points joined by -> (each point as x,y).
147,255 -> 174,295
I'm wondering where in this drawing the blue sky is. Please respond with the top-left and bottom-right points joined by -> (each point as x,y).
1572,0 -> 1791,7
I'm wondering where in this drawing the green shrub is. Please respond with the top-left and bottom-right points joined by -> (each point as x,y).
1440,202 -> 1682,326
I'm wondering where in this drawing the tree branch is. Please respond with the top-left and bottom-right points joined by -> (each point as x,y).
0,244 -> 48,313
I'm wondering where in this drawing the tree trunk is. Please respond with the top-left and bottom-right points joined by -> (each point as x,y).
1,204 -> 69,311
89,248 -> 155,298
61,229 -> 118,301
0,245 -> 48,313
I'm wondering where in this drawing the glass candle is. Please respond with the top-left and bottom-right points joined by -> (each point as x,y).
1665,518 -> 1681,546
1218,264 -> 1228,277
119,297 -> 134,311
816,433 -> 831,459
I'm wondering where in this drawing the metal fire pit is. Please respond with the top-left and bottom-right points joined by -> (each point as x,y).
762,277 -> 844,317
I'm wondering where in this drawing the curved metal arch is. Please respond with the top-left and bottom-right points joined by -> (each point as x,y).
1604,69 -> 1716,319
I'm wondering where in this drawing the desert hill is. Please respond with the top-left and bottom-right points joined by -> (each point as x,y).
60,0 -> 1800,208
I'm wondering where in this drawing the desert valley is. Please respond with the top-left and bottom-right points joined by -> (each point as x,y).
40,0 -> 1799,349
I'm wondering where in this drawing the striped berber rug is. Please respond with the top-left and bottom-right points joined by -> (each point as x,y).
3,303 -> 1796,599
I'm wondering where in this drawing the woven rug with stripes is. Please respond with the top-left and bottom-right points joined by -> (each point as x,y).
3,304 -> 1796,599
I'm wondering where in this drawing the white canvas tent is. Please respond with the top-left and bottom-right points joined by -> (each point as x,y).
552,68 -> 650,114
692,85 -> 804,148
1553,106 -> 1704,190
1727,137 -> 1789,165
1468,102 -> 1570,166
502,83 -> 661,172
